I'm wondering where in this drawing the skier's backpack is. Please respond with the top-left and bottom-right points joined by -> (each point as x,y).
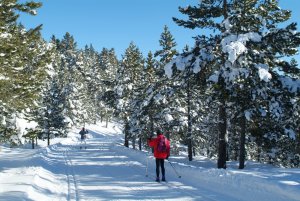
157,137 -> 167,153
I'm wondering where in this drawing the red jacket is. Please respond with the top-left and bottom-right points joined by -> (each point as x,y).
148,134 -> 170,159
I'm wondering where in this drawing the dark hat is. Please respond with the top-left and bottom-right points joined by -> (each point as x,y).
156,129 -> 163,135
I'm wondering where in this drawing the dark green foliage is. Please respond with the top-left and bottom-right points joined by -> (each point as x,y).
114,42 -> 144,147
154,25 -> 178,65
39,77 -> 68,143
0,0 -> 50,144
0,0 -> 298,169
169,0 -> 300,168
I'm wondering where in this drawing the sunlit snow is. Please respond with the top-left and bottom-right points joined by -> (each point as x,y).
0,122 -> 299,201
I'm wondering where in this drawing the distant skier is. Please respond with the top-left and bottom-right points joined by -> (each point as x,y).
79,127 -> 88,149
148,129 -> 170,182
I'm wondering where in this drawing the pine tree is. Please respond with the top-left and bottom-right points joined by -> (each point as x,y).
130,51 -> 160,150
0,0 -> 47,110
54,32 -> 84,127
220,0 -> 299,168
114,42 -> 144,147
37,76 -> 67,145
80,44 -> 101,124
0,0 -> 51,144
172,0 -> 300,168
152,25 -> 181,142
98,48 -> 118,125
164,47 -> 207,161
143,51 -> 158,135
155,25 -> 178,66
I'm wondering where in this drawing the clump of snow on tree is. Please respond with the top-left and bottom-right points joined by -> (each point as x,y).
164,54 -> 192,78
256,63 -> 272,82
164,114 -> 174,122
221,32 -> 262,63
0,33 -> 12,39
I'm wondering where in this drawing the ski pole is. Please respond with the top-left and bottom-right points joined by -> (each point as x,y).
167,160 -> 181,178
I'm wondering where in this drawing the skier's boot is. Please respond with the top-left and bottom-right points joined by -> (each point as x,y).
162,176 -> 166,182
155,177 -> 160,182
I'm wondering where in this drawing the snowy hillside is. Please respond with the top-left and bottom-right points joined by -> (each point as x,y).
0,122 -> 299,201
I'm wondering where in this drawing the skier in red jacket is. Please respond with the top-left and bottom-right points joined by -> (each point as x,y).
148,129 -> 170,182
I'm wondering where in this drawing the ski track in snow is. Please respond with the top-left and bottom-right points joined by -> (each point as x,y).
1,122 -> 300,201
64,148 -> 80,201
110,144 -> 219,201
56,127 -> 216,200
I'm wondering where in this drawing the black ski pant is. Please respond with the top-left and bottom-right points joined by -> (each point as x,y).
155,158 -> 165,178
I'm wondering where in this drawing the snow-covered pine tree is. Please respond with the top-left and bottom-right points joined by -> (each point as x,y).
98,48 -> 118,125
217,0 -> 300,168
114,42 -> 144,147
54,32 -> 84,127
0,0 -> 51,144
37,76 -> 67,145
155,25 -> 178,71
128,51 -> 160,150
172,0 -> 300,168
151,26 -> 182,140
142,51 -> 159,136
172,0 -> 234,169
0,1 -> 46,111
164,42 -> 215,161
277,60 -> 300,167
80,44 -> 101,124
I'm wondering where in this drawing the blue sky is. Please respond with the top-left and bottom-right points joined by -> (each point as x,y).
19,0 -> 300,62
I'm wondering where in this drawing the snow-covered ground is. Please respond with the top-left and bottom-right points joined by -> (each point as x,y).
0,122 -> 299,201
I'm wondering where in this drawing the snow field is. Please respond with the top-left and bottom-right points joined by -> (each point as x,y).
0,121 -> 299,201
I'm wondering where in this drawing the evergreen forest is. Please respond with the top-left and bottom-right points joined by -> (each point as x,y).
0,0 -> 299,169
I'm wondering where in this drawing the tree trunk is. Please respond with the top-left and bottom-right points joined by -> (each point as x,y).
132,138 -> 136,149
124,122 -> 129,147
297,134 -> 300,155
187,79 -> 193,161
217,0 -> 229,170
257,138 -> 262,162
32,138 -> 34,149
239,112 -> 246,169
105,115 -> 109,128
218,76 -> 227,169
193,144 -> 196,156
218,101 -> 227,169
138,136 -> 142,150
47,131 -> 50,146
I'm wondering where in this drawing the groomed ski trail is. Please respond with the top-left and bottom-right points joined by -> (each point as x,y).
63,148 -> 80,201
1,122 -> 300,201
53,124 -> 234,201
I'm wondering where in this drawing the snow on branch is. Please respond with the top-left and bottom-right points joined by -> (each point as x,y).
164,46 -> 213,78
255,63 -> 272,82
164,54 -> 193,78
280,77 -> 300,93
221,33 -> 262,63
